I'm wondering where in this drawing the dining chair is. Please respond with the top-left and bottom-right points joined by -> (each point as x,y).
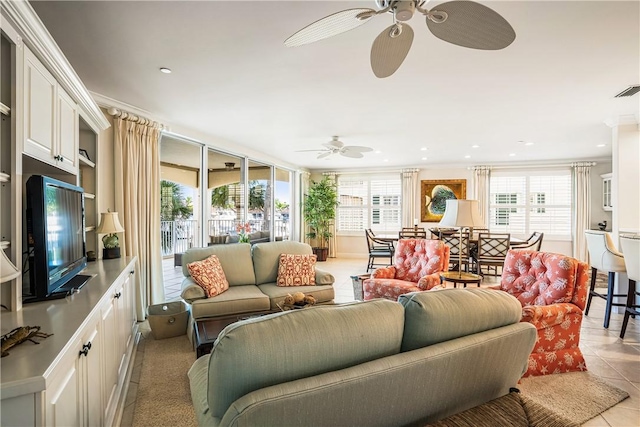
440,232 -> 471,273
474,233 -> 511,276
584,230 -> 627,328
399,227 -> 427,239
365,229 -> 395,272
618,235 -> 639,338
512,232 -> 544,251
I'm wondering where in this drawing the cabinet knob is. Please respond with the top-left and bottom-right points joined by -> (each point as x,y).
79,343 -> 91,357
114,292 -> 122,299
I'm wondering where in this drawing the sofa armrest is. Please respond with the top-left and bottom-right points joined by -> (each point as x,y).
181,277 -> 206,303
521,303 -> 582,328
315,268 -> 335,285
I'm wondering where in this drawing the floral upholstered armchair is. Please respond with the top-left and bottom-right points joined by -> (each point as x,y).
496,250 -> 590,377
363,239 -> 450,301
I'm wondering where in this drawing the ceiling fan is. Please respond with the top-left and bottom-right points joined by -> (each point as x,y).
296,136 -> 374,159
284,0 -> 516,78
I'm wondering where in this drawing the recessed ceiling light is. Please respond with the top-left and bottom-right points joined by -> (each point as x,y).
375,150 -> 382,154
421,157 -> 427,161
524,142 -> 534,146
383,159 -> 389,162
420,147 -> 427,151
597,144 -> 606,147
159,67 -> 172,74
509,153 -> 516,157
471,144 -> 480,148
464,155 -> 471,159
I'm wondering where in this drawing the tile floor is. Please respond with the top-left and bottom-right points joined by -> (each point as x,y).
130,256 -> 640,426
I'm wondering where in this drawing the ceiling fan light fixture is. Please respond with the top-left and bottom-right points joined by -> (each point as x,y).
394,0 -> 415,21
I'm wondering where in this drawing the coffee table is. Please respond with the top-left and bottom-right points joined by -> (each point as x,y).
195,311 -> 272,358
440,271 -> 483,288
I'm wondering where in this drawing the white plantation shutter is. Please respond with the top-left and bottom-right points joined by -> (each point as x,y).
490,169 -> 572,239
338,175 -> 401,233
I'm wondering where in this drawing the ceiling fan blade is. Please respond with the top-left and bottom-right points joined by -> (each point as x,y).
341,150 -> 364,159
344,146 -> 373,153
370,23 -> 414,78
317,151 -> 333,159
284,8 -> 376,47
425,1 -> 516,50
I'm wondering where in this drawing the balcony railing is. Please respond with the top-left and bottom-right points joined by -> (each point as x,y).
160,219 -> 199,257
161,219 -> 291,256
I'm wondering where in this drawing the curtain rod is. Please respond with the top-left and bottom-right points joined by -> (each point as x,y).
469,161 -> 596,170
107,107 -> 165,129
322,168 -> 406,176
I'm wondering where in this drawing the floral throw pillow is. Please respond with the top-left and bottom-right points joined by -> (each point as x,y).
187,254 -> 229,297
277,254 -> 317,286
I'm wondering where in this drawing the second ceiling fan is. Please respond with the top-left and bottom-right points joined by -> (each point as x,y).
297,136 -> 374,159
284,0 -> 516,78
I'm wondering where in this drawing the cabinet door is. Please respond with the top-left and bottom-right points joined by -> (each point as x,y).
45,338 -> 83,427
23,46 -> 57,164
81,322 -> 103,427
56,88 -> 78,174
101,293 -> 119,425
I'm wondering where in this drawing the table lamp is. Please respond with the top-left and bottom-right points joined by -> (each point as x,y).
1,248 -> 20,283
438,199 -> 485,278
96,211 -> 125,259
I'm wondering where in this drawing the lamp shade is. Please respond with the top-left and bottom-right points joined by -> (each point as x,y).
1,248 -> 20,283
439,199 -> 485,228
96,212 -> 125,234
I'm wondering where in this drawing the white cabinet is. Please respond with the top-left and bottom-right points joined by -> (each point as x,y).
22,46 -> 78,174
601,173 -> 612,211
1,258 -> 138,427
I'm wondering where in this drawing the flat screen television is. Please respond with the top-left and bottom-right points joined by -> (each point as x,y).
25,175 -> 89,301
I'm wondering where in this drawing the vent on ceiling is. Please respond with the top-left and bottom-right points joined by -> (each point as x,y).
614,85 -> 640,97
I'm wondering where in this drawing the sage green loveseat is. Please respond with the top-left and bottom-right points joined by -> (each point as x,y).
188,288 -> 537,427
180,241 -> 335,343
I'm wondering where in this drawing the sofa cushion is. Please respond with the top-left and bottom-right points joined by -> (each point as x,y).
181,244 -> 255,287
399,288 -> 522,352
187,255 -> 229,297
252,241 -> 313,285
190,285 -> 271,320
206,299 -> 405,419
258,283 -> 335,310
277,253 -> 317,286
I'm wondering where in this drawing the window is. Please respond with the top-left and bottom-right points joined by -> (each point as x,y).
489,170 -> 571,239
337,175 -> 401,233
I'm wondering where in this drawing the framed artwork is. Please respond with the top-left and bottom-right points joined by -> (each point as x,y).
420,179 -> 467,222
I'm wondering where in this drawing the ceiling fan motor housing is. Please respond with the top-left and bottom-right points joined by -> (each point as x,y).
394,1 -> 416,21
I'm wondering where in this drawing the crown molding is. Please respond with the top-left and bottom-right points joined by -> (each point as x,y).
604,114 -> 639,129
1,0 -> 109,131
90,91 -> 169,128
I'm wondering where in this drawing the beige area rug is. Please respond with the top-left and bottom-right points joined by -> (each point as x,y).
132,333 -> 197,427
518,371 -> 629,425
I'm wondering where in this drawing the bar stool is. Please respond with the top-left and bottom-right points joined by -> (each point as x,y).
584,230 -> 627,328
619,235 -> 640,339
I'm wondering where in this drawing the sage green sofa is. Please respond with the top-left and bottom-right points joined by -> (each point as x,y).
188,288 -> 537,427
180,241 -> 335,342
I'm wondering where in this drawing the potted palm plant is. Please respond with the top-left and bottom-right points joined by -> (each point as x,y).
303,177 -> 339,261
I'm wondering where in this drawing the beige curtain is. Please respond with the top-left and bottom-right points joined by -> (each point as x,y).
324,172 -> 338,258
572,163 -> 591,262
113,114 -> 163,320
401,169 -> 419,227
473,166 -> 491,227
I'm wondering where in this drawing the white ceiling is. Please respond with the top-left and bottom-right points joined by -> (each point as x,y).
30,0 -> 639,171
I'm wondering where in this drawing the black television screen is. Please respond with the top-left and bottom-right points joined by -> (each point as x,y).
25,175 -> 87,300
